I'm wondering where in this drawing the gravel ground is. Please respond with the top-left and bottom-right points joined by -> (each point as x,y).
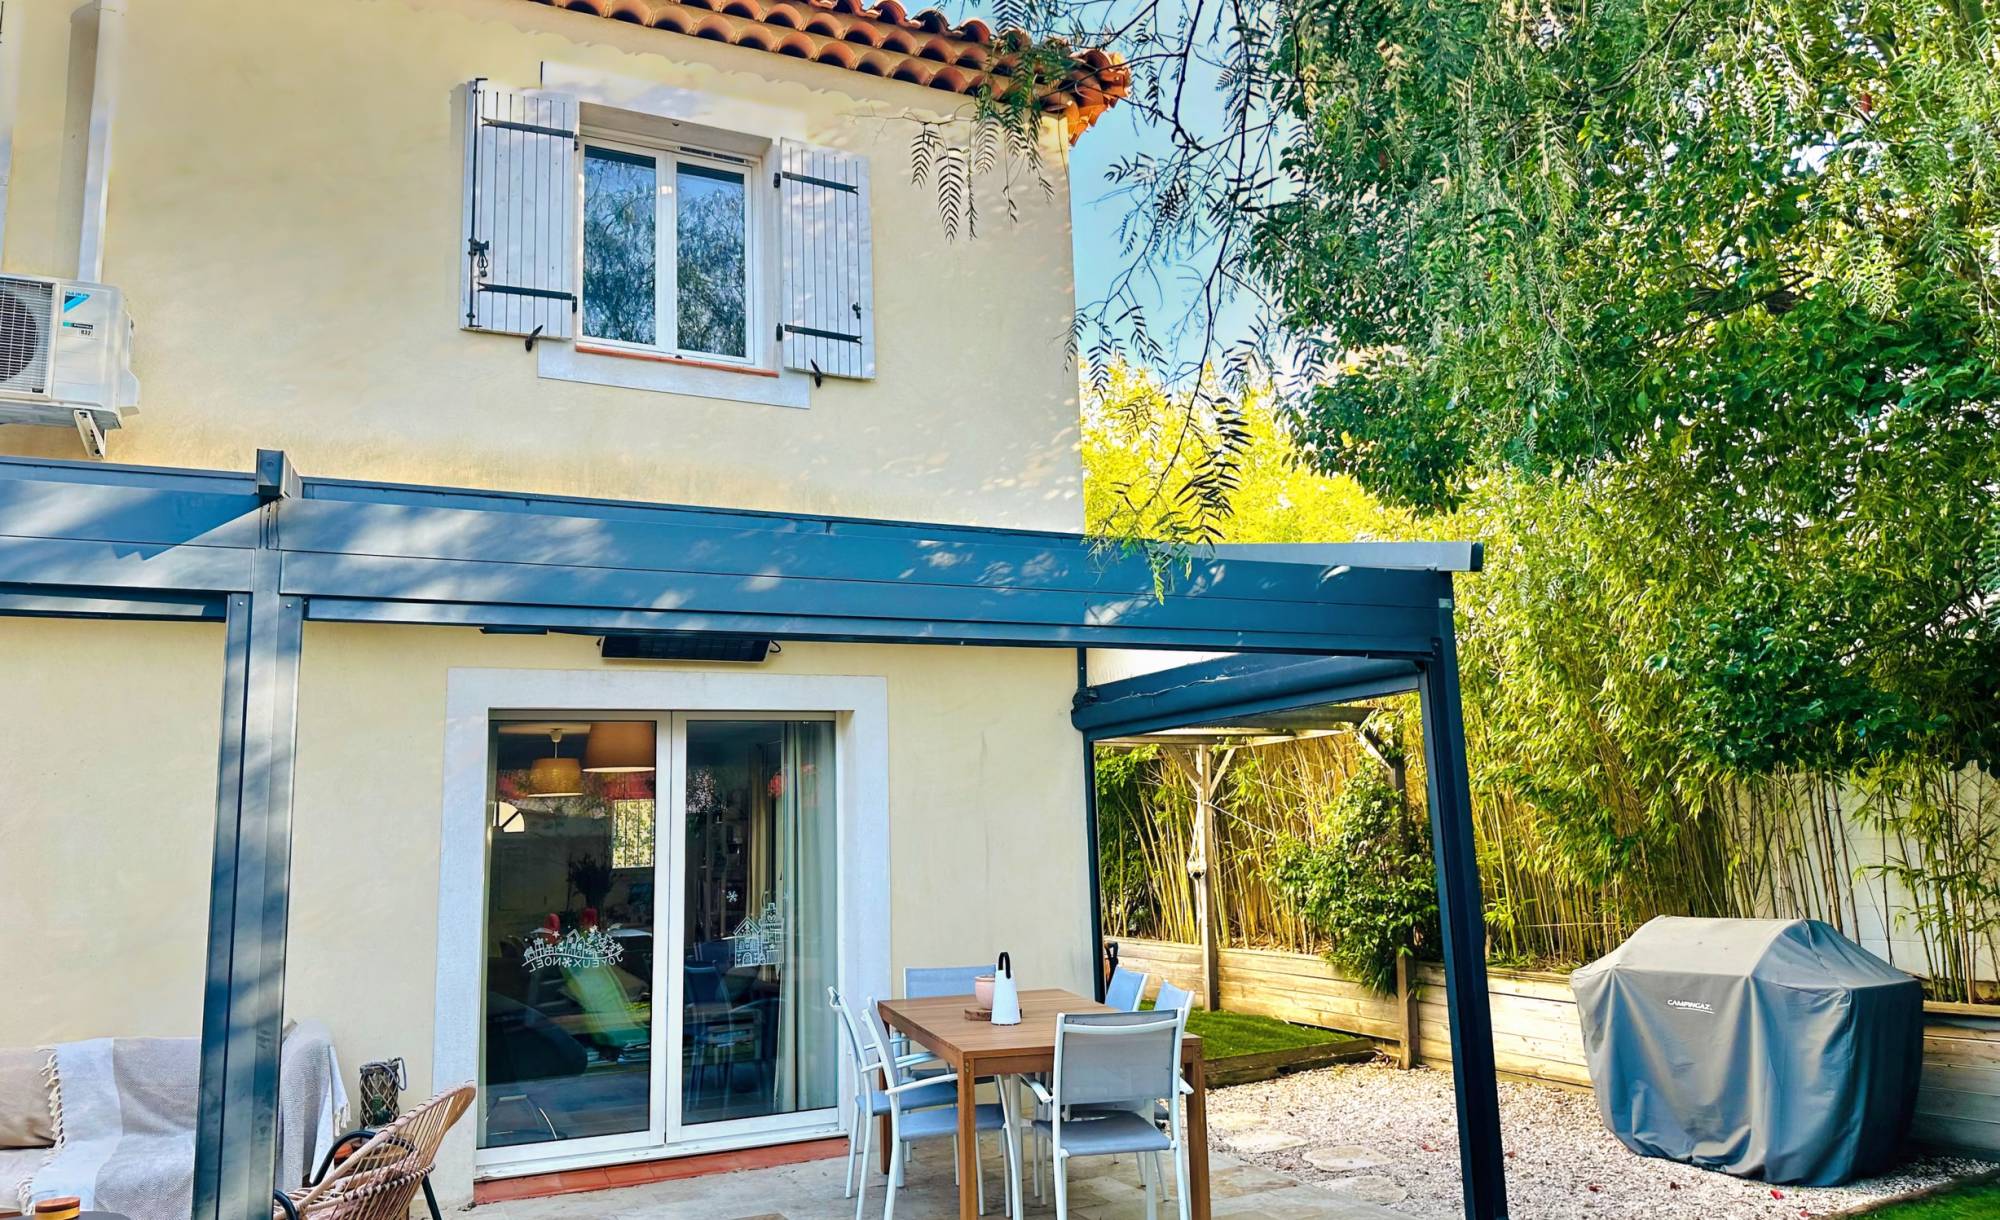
1206,1059 -> 1996,1219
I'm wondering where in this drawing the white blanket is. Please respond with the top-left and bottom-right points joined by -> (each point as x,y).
28,1037 -> 196,1219
276,1020 -> 349,1193
23,1029 -> 348,1219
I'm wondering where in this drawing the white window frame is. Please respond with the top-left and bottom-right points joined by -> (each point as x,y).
576,133 -> 764,371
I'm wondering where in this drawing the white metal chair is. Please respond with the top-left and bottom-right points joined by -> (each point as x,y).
1081,981 -> 1197,1123
1105,965 -> 1149,1012
831,986 -> 1020,1220
1027,981 -> 1196,1201
1153,980 -> 1195,1016
1020,972 -> 1177,1203
904,964 -> 991,998
1027,1008 -> 1193,1220
897,965 -> 992,1073
829,987 -> 953,1214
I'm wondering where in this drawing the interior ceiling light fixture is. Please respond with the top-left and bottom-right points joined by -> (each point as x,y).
583,721 -> 656,773
529,728 -> 584,797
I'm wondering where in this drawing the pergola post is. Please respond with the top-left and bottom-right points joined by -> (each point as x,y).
193,454 -> 303,1220
1417,587 -> 1509,1220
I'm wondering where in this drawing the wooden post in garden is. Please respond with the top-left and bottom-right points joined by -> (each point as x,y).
1396,954 -> 1420,1069
1193,748 -> 1222,1010
1363,717 -> 1421,1068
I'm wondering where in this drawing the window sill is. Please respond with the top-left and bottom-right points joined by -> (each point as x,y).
539,340 -> 810,409
574,343 -> 780,379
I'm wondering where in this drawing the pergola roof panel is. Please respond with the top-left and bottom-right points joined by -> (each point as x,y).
0,452 -> 1457,657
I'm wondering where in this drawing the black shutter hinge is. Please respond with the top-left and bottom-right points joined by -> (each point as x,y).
778,323 -> 862,344
481,116 -> 577,140
777,169 -> 859,194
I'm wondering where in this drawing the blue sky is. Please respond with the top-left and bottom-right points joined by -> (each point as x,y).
1061,48 -> 1267,377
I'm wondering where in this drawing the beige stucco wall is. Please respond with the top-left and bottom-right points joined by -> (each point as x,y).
0,0 -> 1083,530
0,618 -> 1091,1179
0,617 -> 225,1043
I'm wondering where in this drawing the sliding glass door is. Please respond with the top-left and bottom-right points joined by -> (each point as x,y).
672,718 -> 839,1135
478,713 -> 837,1168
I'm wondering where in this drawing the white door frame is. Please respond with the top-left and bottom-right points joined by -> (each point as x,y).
433,668 -> 890,1182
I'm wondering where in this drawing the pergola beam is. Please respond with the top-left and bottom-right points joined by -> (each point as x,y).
1075,652 -> 1424,740
1210,540 -> 1484,572
0,586 -> 225,619
301,596 -> 1420,654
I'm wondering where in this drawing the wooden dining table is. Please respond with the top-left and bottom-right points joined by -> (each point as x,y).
876,987 -> 1209,1220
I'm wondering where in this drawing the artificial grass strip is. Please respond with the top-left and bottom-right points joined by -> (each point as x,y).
1863,1181 -> 2000,1219
1184,1008 -> 1341,1059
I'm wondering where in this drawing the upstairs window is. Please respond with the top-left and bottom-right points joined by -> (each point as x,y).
581,140 -> 753,364
460,81 -> 877,387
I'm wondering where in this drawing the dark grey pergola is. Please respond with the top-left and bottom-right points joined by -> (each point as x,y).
0,450 -> 1507,1220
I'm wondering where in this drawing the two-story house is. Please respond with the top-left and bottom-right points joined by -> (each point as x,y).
0,0 -> 1129,1199
0,4 -> 1508,1219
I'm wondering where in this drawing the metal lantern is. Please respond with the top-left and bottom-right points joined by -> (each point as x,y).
357,1057 -> 407,1128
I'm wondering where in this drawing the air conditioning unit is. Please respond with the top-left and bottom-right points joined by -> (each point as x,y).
0,275 -> 141,445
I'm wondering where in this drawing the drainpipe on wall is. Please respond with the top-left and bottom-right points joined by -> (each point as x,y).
76,0 -> 124,282
0,1 -> 22,264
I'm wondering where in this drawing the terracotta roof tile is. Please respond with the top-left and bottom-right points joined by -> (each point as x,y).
529,0 -> 1129,140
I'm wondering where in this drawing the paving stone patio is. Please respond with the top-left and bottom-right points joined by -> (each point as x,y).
476,1139 -> 1406,1220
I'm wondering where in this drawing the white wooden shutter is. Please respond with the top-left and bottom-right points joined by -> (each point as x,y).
776,141 -> 874,380
460,80 -> 577,339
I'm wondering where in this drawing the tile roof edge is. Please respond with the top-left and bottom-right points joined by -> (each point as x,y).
526,0 -> 1131,141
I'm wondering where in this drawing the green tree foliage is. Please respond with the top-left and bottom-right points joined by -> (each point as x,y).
1270,769 -> 1440,994
1254,0 -> 2000,499
1247,0 -> 2000,773
1095,744 -> 1179,939
1083,362 -> 1411,544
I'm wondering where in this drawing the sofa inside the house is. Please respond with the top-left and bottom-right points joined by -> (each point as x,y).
1,1022 -> 347,1219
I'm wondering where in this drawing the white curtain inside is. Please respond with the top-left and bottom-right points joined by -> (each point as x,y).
781,720 -> 839,1111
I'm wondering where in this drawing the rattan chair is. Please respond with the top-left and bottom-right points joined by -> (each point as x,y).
272,1162 -> 432,1220
274,1083 -> 475,1220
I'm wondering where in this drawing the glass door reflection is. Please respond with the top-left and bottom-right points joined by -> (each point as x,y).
481,719 -> 658,1150
678,719 -> 837,1127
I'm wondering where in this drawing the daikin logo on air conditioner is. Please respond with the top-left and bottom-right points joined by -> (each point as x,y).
1667,999 -> 1716,1013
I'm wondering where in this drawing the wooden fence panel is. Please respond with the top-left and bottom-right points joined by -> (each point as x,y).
1109,936 -> 2000,1155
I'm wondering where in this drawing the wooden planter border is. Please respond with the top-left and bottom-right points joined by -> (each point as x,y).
1204,1036 -> 1377,1087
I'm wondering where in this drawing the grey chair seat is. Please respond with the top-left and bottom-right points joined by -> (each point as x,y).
1035,1110 -> 1172,1156
1076,1099 -> 1169,1123
867,1079 -> 958,1115
897,1101 -> 1010,1141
